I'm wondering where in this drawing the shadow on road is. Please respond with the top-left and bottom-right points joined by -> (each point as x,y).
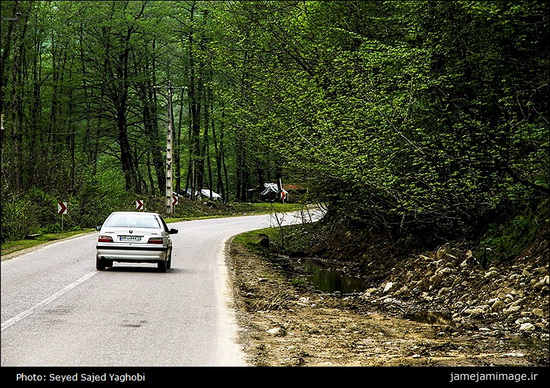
102,265 -> 185,274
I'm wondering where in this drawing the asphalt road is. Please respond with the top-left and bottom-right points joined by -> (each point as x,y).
1,211 -> 317,366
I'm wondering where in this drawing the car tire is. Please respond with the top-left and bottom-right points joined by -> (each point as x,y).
96,257 -> 106,271
167,251 -> 172,269
158,260 -> 167,272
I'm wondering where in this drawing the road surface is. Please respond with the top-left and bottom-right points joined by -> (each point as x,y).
1,211 -> 317,366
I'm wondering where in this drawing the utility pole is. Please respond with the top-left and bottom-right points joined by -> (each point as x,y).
154,81 -> 185,216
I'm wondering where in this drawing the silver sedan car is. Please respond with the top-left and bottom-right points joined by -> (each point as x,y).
96,211 -> 178,272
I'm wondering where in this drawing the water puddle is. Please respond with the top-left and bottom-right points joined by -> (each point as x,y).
404,311 -> 456,327
302,259 -> 367,294
506,335 -> 549,353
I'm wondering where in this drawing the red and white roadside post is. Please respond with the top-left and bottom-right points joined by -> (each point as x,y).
58,202 -> 68,231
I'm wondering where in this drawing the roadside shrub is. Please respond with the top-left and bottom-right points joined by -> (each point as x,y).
1,195 -> 37,242
74,167 -> 135,227
475,200 -> 547,266
25,187 -> 58,228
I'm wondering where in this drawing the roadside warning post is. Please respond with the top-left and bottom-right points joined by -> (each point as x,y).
136,200 -> 144,211
58,202 -> 68,231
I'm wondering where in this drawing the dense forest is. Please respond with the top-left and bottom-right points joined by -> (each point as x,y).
1,1 -> 548,257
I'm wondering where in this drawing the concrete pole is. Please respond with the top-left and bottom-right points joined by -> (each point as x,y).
155,82 -> 185,217
166,81 -> 174,216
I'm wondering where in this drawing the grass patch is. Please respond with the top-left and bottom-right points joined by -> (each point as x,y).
231,227 -> 276,254
165,202 -> 305,223
230,202 -> 304,214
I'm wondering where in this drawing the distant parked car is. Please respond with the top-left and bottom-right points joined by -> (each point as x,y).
96,211 -> 178,272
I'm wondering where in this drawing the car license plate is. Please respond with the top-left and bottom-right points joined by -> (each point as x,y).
119,235 -> 142,242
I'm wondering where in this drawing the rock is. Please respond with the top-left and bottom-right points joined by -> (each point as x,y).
460,257 -> 477,267
503,305 -> 522,315
383,282 -> 394,294
429,274 -> 441,284
491,299 -> 505,311
519,323 -> 536,333
395,285 -> 409,296
532,308 -> 545,317
421,292 -> 433,301
464,305 -> 489,315
502,352 -> 525,357
533,267 -> 548,275
436,267 -> 453,276
363,288 -> 379,297
438,287 -> 452,296
510,298 -> 525,307
515,317 -> 531,325
267,327 -> 285,336
533,275 -> 549,290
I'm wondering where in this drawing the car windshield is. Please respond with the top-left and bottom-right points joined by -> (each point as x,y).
104,214 -> 161,229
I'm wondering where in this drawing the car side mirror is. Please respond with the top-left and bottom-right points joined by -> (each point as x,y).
169,228 -> 178,234
95,225 -> 102,231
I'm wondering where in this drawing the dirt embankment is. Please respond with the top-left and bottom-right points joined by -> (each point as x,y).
226,229 -> 549,367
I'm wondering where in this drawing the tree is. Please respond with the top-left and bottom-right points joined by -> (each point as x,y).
1,0 -> 547,242
210,0 -> 549,236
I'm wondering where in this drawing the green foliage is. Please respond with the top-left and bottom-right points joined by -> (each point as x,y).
1,195 -> 35,242
214,0 -> 549,239
74,166 -> 134,227
476,201 -> 547,266
1,187 -> 61,241
1,0 -> 548,248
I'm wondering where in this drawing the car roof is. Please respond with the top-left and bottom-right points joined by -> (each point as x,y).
109,211 -> 161,216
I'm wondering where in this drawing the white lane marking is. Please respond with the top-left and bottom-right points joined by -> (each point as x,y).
1,271 -> 98,331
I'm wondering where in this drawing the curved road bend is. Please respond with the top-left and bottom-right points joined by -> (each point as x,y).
1,211 -> 318,366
